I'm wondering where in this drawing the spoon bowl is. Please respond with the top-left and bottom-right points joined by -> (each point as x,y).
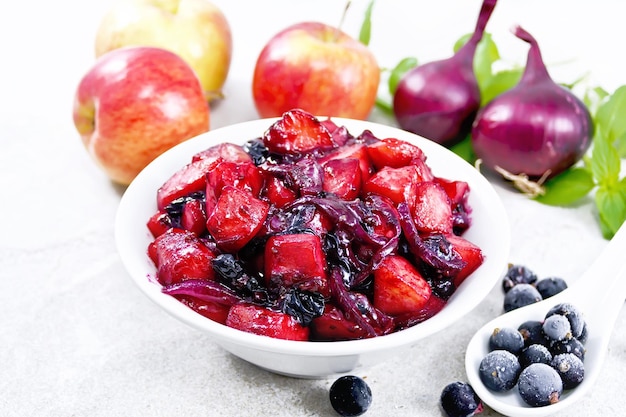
465,223 -> 626,416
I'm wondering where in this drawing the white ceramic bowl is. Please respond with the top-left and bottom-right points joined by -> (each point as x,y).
115,117 -> 510,378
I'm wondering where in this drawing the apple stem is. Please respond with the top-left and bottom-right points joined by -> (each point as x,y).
205,90 -> 225,102
334,0 -> 352,42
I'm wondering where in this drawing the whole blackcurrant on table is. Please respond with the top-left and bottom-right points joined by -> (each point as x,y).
329,375 -> 372,417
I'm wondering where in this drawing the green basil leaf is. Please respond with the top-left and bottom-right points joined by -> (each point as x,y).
534,167 -> 596,206
474,34 -> 499,89
388,57 -> 418,95
453,34 -> 470,52
616,130 -> 626,158
480,67 -> 523,105
559,73 -> 590,91
589,128 -> 621,187
374,96 -> 393,115
595,84 -> 626,146
358,0 -> 375,46
595,184 -> 626,239
450,136 -> 476,164
454,32 -> 500,93
583,85 -> 609,117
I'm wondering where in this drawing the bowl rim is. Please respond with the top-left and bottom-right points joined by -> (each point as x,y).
115,116 -> 510,357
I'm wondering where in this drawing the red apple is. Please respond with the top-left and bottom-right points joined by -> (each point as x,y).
95,0 -> 232,101
252,21 -> 380,120
72,46 -> 210,185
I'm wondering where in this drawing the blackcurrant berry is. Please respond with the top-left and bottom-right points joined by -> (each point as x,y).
518,320 -> 548,347
440,382 -> 482,417
519,344 -> 552,369
542,314 -> 572,343
535,277 -> 568,299
545,302 -> 586,339
479,350 -> 521,392
329,375 -> 372,417
503,284 -> 542,312
518,363 -> 563,407
551,353 -> 585,389
502,264 -> 538,293
489,327 -> 525,355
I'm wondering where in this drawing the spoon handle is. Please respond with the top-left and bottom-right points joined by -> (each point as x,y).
582,222 -> 626,336
569,222 -> 626,316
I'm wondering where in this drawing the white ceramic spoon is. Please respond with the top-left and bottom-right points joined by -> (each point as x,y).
465,222 -> 626,417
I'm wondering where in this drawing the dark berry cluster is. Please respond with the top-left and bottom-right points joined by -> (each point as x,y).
502,264 -> 568,312
478,302 -> 587,407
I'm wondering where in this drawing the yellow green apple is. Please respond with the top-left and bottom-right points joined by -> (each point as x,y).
95,0 -> 232,101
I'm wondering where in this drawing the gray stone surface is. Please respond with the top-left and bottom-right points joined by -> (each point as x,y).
2,1 -> 624,416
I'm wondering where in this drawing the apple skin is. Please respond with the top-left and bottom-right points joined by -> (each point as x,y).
252,22 -> 380,120
73,46 -> 210,185
95,0 -> 232,100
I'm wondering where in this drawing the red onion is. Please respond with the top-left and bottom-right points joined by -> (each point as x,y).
162,279 -> 240,306
393,0 -> 498,147
471,26 -> 593,180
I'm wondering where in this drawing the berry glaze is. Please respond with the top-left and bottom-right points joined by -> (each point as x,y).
144,109 -> 485,342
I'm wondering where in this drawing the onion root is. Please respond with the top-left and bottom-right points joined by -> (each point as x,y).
475,159 -> 549,197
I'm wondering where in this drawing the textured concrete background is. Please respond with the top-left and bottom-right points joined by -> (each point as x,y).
2,1 -> 624,416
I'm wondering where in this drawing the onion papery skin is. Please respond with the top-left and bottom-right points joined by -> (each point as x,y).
392,0 -> 498,148
471,26 -> 593,180
471,83 -> 593,179
393,59 -> 480,147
